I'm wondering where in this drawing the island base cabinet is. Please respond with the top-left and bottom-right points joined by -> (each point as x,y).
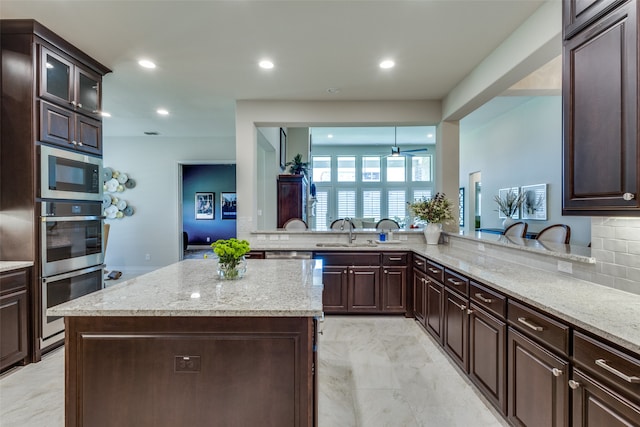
321,266 -> 348,312
570,368 -> 640,427
508,328 -> 569,427
65,316 -> 317,427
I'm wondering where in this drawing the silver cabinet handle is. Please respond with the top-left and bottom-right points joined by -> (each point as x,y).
568,380 -> 580,389
343,270 -> 347,274
517,317 -> 544,332
78,141 -> 83,146
447,278 -> 463,286
466,309 -> 474,315
623,193 -> 635,201
415,261 -> 423,266
77,103 -> 83,109
428,267 -> 440,274
451,300 -> 466,311
389,257 -> 402,261
595,359 -> 640,383
474,293 -> 493,303
552,368 -> 563,377
71,100 -> 77,106
384,270 -> 388,274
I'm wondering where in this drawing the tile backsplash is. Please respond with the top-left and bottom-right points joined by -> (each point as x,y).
591,217 -> 640,294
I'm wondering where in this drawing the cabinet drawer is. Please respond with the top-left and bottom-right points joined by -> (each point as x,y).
470,281 -> 505,319
314,252 -> 380,266
382,253 -> 407,266
0,269 -> 29,296
412,254 -> 427,273
507,300 -> 570,356
573,331 -> 640,398
426,260 -> 444,282
444,269 -> 469,297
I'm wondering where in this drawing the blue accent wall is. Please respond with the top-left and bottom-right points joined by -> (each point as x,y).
183,164 -> 236,245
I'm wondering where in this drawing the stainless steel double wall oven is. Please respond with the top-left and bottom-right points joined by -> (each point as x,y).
39,144 -> 104,348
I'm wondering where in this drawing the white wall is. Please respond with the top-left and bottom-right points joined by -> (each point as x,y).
459,96 -> 591,245
103,136 -> 235,273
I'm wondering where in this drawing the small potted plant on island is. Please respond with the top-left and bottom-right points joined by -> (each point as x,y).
494,189 -> 524,229
407,193 -> 454,244
211,238 -> 251,280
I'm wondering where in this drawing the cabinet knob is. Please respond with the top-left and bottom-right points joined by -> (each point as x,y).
77,103 -> 83,109
552,368 -> 563,377
384,270 -> 388,274
568,380 -> 580,390
78,141 -> 83,146
71,100 -> 77,106
623,192 -> 635,201
343,270 -> 347,274
71,140 -> 78,146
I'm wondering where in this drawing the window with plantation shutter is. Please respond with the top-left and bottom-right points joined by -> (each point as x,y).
337,190 -> 356,218
337,156 -> 356,182
388,190 -> 406,219
315,191 -> 329,230
362,190 -> 381,221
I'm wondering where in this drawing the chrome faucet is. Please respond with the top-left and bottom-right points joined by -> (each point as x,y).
341,217 -> 356,244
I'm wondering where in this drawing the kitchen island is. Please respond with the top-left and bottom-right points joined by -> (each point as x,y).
49,259 -> 323,427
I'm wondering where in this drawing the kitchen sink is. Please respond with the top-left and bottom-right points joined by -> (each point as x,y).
315,242 -> 378,248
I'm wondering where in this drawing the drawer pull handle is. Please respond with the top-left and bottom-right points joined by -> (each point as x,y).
517,317 -> 544,332
389,257 -> 402,261
568,380 -> 580,390
451,301 -> 467,311
447,278 -> 463,286
415,261 -> 424,266
552,368 -> 563,377
595,359 -> 640,383
474,293 -> 493,303
623,193 -> 635,201
428,267 -> 440,274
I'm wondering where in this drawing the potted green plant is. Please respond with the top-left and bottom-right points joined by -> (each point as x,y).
211,238 -> 251,280
407,193 -> 453,244
285,153 -> 309,177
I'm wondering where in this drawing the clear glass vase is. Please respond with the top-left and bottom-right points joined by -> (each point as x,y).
216,256 -> 247,280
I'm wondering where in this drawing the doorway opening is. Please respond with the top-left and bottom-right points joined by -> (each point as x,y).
469,172 -> 481,230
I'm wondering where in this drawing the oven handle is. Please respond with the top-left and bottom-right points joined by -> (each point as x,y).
41,215 -> 105,222
42,264 -> 105,282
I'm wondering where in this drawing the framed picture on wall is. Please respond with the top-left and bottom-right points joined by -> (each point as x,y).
280,127 -> 287,170
497,187 -> 521,220
221,192 -> 237,220
195,192 -> 214,220
521,183 -> 547,220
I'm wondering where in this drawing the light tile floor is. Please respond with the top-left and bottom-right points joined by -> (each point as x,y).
0,316 -> 509,427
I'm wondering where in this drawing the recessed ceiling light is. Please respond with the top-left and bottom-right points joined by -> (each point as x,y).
259,60 -> 274,69
138,59 -> 156,69
379,60 -> 395,69
328,134 -> 334,138
427,133 -> 433,138
156,108 -> 169,116
101,111 -> 112,118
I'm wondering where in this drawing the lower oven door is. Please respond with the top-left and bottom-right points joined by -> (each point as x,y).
41,210 -> 104,277
41,264 -> 104,346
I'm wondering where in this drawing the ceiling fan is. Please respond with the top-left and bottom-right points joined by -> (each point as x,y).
388,127 -> 429,157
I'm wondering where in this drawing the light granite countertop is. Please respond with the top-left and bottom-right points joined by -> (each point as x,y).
0,261 -> 33,273
48,259 -> 324,317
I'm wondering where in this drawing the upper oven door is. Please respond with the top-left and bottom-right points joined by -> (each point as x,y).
41,201 -> 104,276
40,144 -> 102,201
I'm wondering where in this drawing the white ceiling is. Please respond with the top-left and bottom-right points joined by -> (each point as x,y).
1,0 -> 547,140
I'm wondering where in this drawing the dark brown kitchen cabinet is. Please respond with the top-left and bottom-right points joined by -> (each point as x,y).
508,327 -> 570,427
443,287 -> 469,372
381,253 -> 407,313
39,45 -> 103,119
425,276 -> 444,343
562,0 -> 640,215
413,268 -> 427,325
315,252 -> 380,314
348,266 -> 381,312
563,0 -> 627,38
277,175 -> 307,228
469,304 -> 506,415
40,101 -> 102,155
1,268 -> 30,372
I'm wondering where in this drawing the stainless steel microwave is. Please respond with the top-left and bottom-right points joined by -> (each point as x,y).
40,145 -> 102,201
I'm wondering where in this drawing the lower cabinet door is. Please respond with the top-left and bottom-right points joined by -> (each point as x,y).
348,267 -> 380,312
0,290 -> 29,371
413,269 -> 426,324
570,368 -> 640,427
469,304 -> 506,414
321,266 -> 348,313
508,328 -> 569,427
425,278 -> 444,343
443,288 -> 469,372
382,266 -> 406,312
